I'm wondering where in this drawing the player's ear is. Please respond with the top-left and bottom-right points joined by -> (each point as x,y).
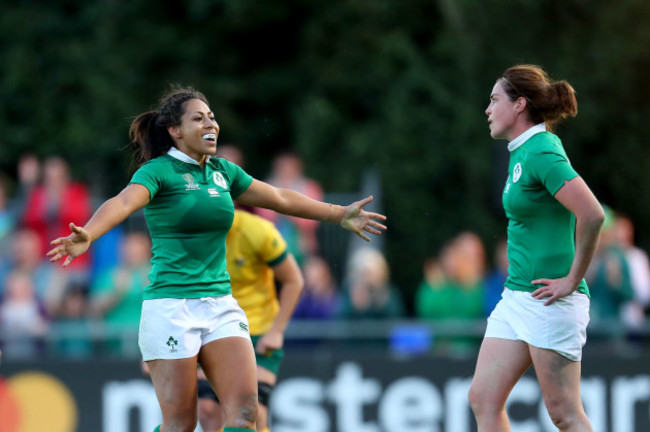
515,97 -> 527,113
168,126 -> 181,139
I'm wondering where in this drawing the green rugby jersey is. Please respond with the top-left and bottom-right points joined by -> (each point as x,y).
130,148 -> 253,300
502,130 -> 589,297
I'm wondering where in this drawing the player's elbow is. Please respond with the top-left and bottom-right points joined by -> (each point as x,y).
580,204 -> 605,232
296,272 -> 305,292
589,204 -> 606,228
289,269 -> 305,294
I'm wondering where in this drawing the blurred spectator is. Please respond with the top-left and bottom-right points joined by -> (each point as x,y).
415,232 -> 486,353
52,280 -> 93,358
0,228 -> 68,315
414,255 -> 444,316
89,231 -> 151,354
415,232 -> 486,321
484,238 -> 509,316
293,255 -> 341,320
216,143 -> 245,166
11,154 -> 41,220
22,155 -> 92,275
0,174 -> 15,260
257,152 -> 324,265
614,213 -> 650,326
0,270 -> 49,358
339,247 -> 404,319
587,206 -> 634,323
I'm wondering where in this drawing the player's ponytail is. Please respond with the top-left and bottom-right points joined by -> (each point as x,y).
544,80 -> 578,123
127,85 -> 209,168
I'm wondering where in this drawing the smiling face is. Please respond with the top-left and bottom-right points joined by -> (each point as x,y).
485,79 -> 524,141
168,98 -> 219,163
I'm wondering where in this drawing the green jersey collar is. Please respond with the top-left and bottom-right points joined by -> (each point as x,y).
508,123 -> 546,152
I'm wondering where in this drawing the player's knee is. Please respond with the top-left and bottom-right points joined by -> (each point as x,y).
467,383 -> 485,412
233,393 -> 258,425
545,399 -> 581,429
468,383 -> 505,418
258,382 -> 274,408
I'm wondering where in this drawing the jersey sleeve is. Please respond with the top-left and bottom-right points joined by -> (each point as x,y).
257,218 -> 288,266
528,149 -> 579,196
129,161 -> 162,200
221,159 -> 253,198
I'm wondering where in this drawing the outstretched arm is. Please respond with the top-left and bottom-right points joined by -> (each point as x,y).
47,183 -> 150,266
236,179 -> 387,241
532,177 -> 605,305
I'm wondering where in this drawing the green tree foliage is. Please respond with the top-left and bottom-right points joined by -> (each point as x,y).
1,0 -> 649,312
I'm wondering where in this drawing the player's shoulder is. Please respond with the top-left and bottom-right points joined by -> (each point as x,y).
207,156 -> 225,169
523,132 -> 564,155
137,154 -> 174,171
208,158 -> 249,187
148,154 -> 175,165
208,157 -> 239,172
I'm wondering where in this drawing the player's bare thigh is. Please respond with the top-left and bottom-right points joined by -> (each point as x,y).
469,337 -> 532,408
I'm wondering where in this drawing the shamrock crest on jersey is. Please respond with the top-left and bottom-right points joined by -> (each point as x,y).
213,172 -> 227,189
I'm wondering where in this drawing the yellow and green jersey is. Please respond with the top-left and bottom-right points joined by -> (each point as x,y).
503,130 -> 589,296
227,210 -> 288,335
130,148 -> 253,300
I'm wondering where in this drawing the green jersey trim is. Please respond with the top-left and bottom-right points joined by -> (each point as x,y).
267,250 -> 288,267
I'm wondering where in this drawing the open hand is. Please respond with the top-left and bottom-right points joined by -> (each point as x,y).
340,196 -> 387,241
47,223 -> 92,267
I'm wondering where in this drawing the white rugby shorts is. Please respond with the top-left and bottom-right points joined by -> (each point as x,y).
139,295 -> 251,361
485,288 -> 590,361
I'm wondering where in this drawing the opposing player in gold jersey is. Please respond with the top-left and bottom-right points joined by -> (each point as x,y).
198,209 -> 303,432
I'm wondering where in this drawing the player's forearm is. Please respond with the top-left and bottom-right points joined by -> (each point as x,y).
83,196 -> 134,242
274,188 -> 345,223
269,282 -> 303,333
566,212 -> 604,287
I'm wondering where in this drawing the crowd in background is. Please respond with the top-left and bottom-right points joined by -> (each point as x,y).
1,152 -> 649,359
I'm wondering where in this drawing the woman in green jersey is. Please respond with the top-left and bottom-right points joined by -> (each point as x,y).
47,86 -> 387,432
468,65 -> 604,432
